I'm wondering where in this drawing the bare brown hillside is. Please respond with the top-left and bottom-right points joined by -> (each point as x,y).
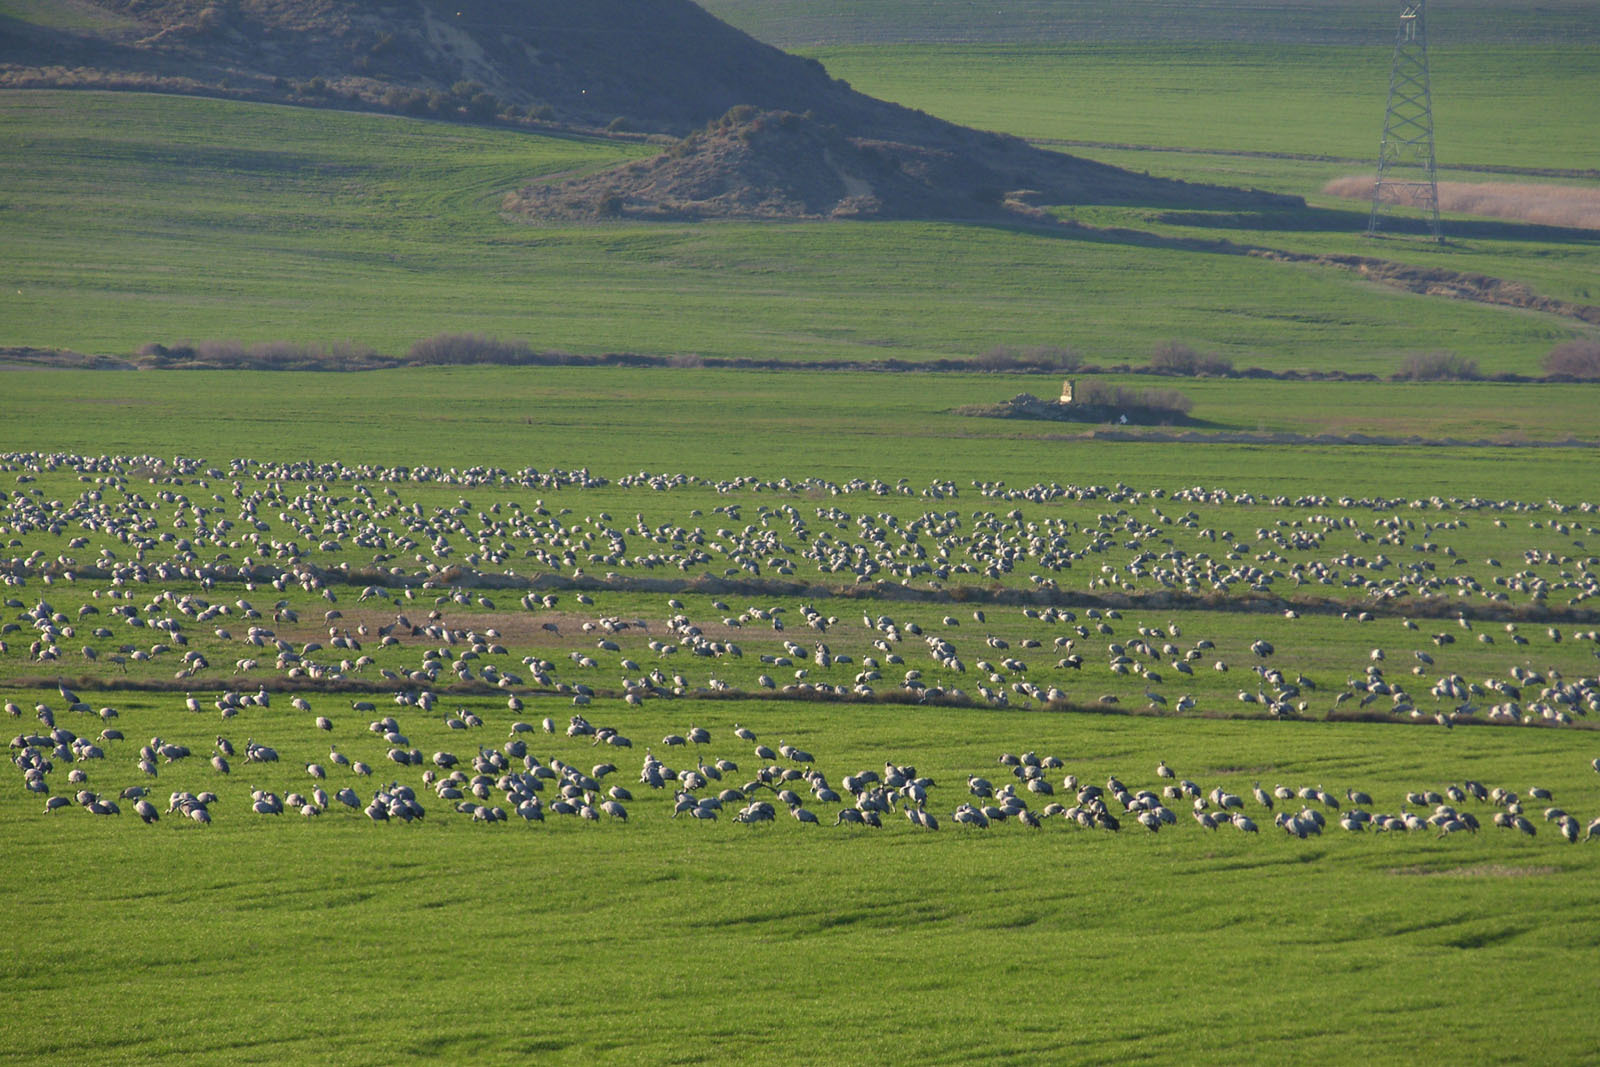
2,0 -> 1302,221
1,0 -> 931,134
507,107 -> 1295,222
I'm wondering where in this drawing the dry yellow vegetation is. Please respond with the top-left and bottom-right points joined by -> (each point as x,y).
1324,175 -> 1600,231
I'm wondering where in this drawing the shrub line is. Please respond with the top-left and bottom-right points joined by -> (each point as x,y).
6,339 -> 1599,383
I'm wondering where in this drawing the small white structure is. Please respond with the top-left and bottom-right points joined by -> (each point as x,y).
1058,379 -> 1075,405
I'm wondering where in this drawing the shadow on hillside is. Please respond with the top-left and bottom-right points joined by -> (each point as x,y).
1155,205 -> 1600,246
972,203 -> 1600,327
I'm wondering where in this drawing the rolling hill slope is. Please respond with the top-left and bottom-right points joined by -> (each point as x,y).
1,0 -> 1298,221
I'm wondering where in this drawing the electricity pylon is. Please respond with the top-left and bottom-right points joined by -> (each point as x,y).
1367,1 -> 1442,241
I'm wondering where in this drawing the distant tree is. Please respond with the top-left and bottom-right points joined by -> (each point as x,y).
408,333 -> 536,366
1395,350 -> 1480,381
1148,340 -> 1232,376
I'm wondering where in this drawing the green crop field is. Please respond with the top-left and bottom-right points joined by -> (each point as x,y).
2,424 -> 1599,1064
804,45 -> 1600,172
4,371 -> 1600,1067
3,89 -> 1595,374
4,0 -> 1600,1061
794,42 -> 1600,315
698,0 -> 1600,48
4,366 -> 1600,490
6,695 -> 1599,1064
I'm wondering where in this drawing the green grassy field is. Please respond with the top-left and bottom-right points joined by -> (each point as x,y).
2,400 -> 1596,709
700,0 -> 1600,47
805,45 -> 1600,172
5,390 -> 1593,1066
2,432 -> 1595,1064
4,366 -> 1600,488
6,694 -> 1599,1064
5,2 -> 1600,1060
800,43 -> 1600,312
3,90 -> 1594,374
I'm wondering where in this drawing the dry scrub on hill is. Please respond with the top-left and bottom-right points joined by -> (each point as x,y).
1323,176 -> 1600,231
1545,339 -> 1600,379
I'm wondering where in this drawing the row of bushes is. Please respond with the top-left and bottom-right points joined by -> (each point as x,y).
136,340 -> 385,370
374,80 -> 554,123
127,333 -> 1600,380
954,388 -> 1194,425
981,338 -> 1600,381
1147,341 -> 1236,377
975,345 -> 1084,372
405,333 -> 536,365
1071,380 -> 1195,416
1391,350 -> 1482,381
280,75 -> 557,125
136,334 -> 654,370
980,341 -> 1239,377
1393,341 -> 1600,381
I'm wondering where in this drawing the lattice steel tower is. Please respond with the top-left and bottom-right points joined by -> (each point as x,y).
1367,1 -> 1442,241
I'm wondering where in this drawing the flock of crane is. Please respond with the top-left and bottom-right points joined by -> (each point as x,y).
8,580 -> 1598,730
12,691 -> 1600,844
4,450 -> 1599,847
1,451 -> 1597,726
0,450 -> 1595,610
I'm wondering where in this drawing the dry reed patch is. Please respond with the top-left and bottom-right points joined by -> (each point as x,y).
1323,175 -> 1600,231
390,610 -> 657,649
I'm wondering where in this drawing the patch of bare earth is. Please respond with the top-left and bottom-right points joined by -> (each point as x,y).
1387,864 -> 1562,878
267,607 -> 665,647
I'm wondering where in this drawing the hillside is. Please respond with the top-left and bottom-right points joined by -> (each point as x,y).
0,0 -> 953,134
506,106 -> 1295,222
1,0 -> 1299,222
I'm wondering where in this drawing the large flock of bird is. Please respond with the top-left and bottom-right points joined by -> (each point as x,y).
6,571 -> 1598,726
11,691 -> 1600,843
0,451 -> 1595,607
4,451 -> 1599,843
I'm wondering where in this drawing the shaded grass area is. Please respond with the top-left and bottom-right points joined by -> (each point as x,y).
1050,203 -> 1600,322
0,90 -> 1585,374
